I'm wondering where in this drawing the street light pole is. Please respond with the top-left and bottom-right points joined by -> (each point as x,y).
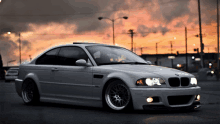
217,0 -> 219,80
156,43 -> 158,65
198,0 -> 204,68
185,27 -> 188,72
156,40 -> 167,65
98,16 -> 128,45
112,20 -> 115,45
141,47 -> 144,55
29,55 -> 32,61
19,33 -> 21,65
170,41 -> 173,68
128,29 -> 135,52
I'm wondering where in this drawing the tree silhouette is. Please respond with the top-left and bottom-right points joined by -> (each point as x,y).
0,54 -> 5,79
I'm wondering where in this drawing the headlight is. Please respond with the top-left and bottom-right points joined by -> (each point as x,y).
190,77 -> 197,85
136,78 -> 165,86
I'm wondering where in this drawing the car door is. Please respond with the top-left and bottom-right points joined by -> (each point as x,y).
49,46 -> 94,100
35,48 -> 60,97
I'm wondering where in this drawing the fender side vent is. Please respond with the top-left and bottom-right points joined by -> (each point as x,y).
93,74 -> 103,79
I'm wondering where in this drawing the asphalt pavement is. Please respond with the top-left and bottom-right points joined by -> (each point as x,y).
0,80 -> 220,124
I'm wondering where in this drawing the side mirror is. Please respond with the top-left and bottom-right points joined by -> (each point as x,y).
146,61 -> 152,65
75,59 -> 92,66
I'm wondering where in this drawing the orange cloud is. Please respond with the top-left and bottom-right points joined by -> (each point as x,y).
1,0 -> 219,66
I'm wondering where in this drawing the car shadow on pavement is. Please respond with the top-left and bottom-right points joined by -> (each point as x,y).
27,101 -> 107,112
133,109 -> 200,115
25,101 -> 200,114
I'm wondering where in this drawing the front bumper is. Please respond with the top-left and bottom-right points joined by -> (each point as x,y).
130,86 -> 201,110
15,79 -> 23,97
5,76 -> 18,81
143,101 -> 201,111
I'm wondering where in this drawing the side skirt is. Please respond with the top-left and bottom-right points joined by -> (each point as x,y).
40,95 -> 103,108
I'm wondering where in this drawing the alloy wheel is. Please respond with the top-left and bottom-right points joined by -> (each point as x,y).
105,82 -> 131,110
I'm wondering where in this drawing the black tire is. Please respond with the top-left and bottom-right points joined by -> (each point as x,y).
21,79 -> 40,105
104,80 -> 133,111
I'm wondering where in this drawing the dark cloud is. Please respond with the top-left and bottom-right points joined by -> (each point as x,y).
0,0 -> 218,34
137,24 -> 169,37
135,0 -> 218,26
201,0 -> 217,9
21,40 -> 32,52
0,0 -> 126,34
160,26 -> 169,35
0,21 -> 29,35
133,0 -> 190,23
188,0 -> 218,25
0,37 -> 18,65
102,33 -> 111,40
0,0 -> 130,64
174,22 -> 184,28
0,25 -> 14,34
158,0 -> 190,23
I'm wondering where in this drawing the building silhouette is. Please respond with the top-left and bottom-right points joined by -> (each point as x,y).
140,53 -> 218,72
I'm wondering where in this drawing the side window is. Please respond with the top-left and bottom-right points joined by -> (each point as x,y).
57,47 -> 89,66
36,48 -> 60,65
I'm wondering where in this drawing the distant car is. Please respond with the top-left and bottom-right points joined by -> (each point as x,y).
15,43 -> 201,111
5,68 -> 19,82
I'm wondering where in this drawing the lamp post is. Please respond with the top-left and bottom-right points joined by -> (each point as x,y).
19,33 -> 21,65
29,55 -> 32,61
198,0 -> 204,68
155,40 -> 170,65
98,16 -> 128,45
170,41 -> 174,68
217,0 -> 219,81
185,27 -> 188,72
156,38 -> 176,67
7,32 -> 21,65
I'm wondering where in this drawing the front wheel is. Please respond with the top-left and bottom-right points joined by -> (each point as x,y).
105,81 -> 132,111
21,79 -> 40,105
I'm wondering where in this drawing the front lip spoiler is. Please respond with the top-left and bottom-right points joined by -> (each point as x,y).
143,101 -> 201,111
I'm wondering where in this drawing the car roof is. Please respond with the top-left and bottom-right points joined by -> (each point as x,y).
46,43 -> 118,51
72,42 -> 114,47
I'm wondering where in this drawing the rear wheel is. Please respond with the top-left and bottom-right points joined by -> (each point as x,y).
104,81 -> 132,111
21,79 -> 40,105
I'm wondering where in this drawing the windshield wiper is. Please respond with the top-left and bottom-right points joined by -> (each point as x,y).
98,62 -> 131,65
126,62 -> 149,65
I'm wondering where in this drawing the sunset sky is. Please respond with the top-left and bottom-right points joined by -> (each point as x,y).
0,0 -> 219,66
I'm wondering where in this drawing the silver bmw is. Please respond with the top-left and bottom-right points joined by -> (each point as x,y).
15,42 -> 201,111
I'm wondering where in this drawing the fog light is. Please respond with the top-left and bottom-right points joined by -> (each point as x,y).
197,95 -> 200,101
146,97 -> 153,103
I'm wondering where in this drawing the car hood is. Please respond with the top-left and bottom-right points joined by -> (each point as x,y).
100,64 -> 193,77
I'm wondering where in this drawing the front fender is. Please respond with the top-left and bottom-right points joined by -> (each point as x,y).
102,72 -> 137,88
24,73 -> 42,95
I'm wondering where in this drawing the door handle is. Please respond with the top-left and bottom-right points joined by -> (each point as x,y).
51,68 -> 59,71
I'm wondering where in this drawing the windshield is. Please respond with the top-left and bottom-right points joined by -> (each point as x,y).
86,45 -> 147,65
